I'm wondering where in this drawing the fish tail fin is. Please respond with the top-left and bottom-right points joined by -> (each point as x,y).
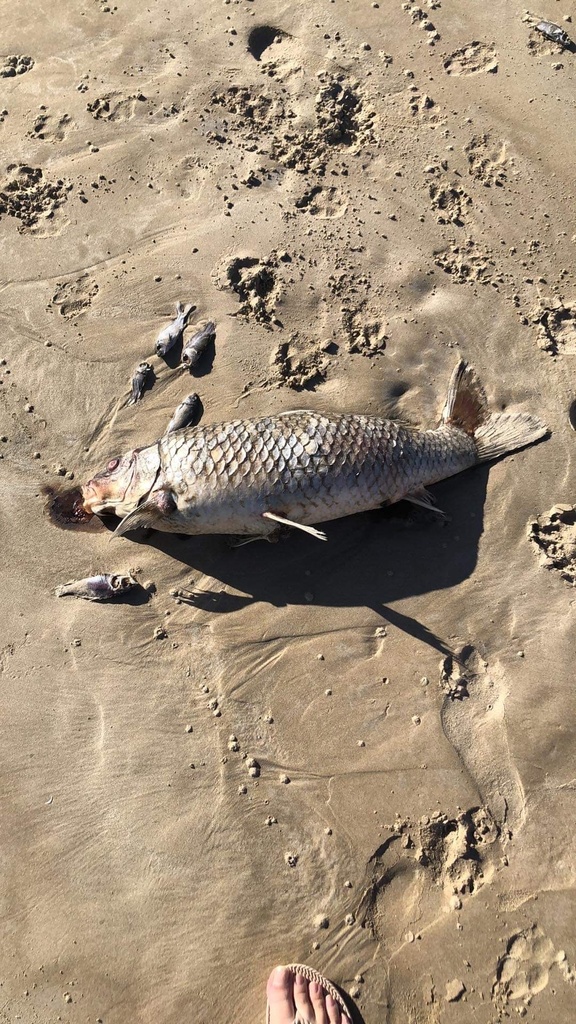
473,412 -> 548,462
442,360 -> 548,462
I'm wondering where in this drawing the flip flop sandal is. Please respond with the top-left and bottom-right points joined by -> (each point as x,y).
266,963 -> 352,1024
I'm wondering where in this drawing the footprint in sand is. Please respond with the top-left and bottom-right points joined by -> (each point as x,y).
530,299 -> 576,355
443,42 -> 498,76
28,110 -> 74,142
493,924 -> 575,1011
440,646 -> 526,834
357,805 -> 500,948
169,154 -> 209,200
295,185 -> 348,220
407,86 -> 439,120
215,251 -> 291,325
0,164 -> 72,232
269,334 -> 329,390
86,93 -> 141,122
402,2 -> 441,43
529,505 -> 576,585
433,237 -> 496,285
272,75 -> 377,174
50,274 -> 99,319
342,307 -> 388,356
428,178 -> 472,226
464,133 -> 508,187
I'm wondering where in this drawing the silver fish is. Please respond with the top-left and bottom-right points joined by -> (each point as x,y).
536,20 -> 569,45
156,301 -> 194,358
181,321 -> 216,369
55,573 -> 137,600
166,393 -> 201,433
81,362 -> 547,542
129,361 -> 152,405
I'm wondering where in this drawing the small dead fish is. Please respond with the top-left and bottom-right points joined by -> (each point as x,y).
536,20 -> 569,46
181,321 -> 216,369
166,393 -> 201,433
55,573 -> 137,601
129,361 -> 152,405
82,362 -> 548,545
156,301 -> 194,358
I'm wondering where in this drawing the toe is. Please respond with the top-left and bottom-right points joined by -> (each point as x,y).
326,994 -> 342,1024
310,981 -> 329,1024
267,966 -> 296,1024
294,972 -> 315,1022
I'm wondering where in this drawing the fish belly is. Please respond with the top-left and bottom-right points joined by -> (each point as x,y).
157,412 -> 476,535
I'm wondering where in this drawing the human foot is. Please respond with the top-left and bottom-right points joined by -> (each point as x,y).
266,964 -> 352,1024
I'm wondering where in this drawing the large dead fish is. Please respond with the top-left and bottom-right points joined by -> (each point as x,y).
81,362 -> 547,542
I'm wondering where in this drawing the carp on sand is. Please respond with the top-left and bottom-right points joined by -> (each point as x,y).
81,362 -> 547,542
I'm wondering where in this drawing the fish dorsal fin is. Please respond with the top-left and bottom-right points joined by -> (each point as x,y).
441,360 -> 489,435
262,510 -> 327,541
112,490 -> 176,539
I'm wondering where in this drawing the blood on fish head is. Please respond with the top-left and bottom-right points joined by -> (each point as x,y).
81,443 -> 161,517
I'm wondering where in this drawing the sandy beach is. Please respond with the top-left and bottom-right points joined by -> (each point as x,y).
1,1 -> 576,1021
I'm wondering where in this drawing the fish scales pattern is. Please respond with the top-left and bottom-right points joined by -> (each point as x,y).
157,411 -> 477,529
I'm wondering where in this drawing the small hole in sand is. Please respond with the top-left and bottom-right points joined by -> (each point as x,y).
247,25 -> 282,61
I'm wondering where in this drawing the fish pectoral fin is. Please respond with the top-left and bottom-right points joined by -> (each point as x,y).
262,510 -> 327,541
112,491 -> 177,539
403,488 -> 446,517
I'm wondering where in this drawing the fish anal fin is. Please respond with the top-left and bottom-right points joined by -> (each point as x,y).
262,510 -> 327,541
404,488 -> 446,517
112,490 -> 177,539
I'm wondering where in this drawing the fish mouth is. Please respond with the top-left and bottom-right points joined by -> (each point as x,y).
81,480 -> 123,515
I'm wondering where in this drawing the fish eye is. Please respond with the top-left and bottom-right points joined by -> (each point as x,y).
107,458 -> 120,472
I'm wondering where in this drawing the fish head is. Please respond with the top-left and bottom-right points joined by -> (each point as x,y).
181,347 -> 199,369
81,443 -> 161,517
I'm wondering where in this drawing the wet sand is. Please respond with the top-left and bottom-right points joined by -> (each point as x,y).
1,1 -> 576,1021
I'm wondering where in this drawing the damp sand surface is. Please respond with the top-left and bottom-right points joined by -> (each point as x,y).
1,2 -> 576,1022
